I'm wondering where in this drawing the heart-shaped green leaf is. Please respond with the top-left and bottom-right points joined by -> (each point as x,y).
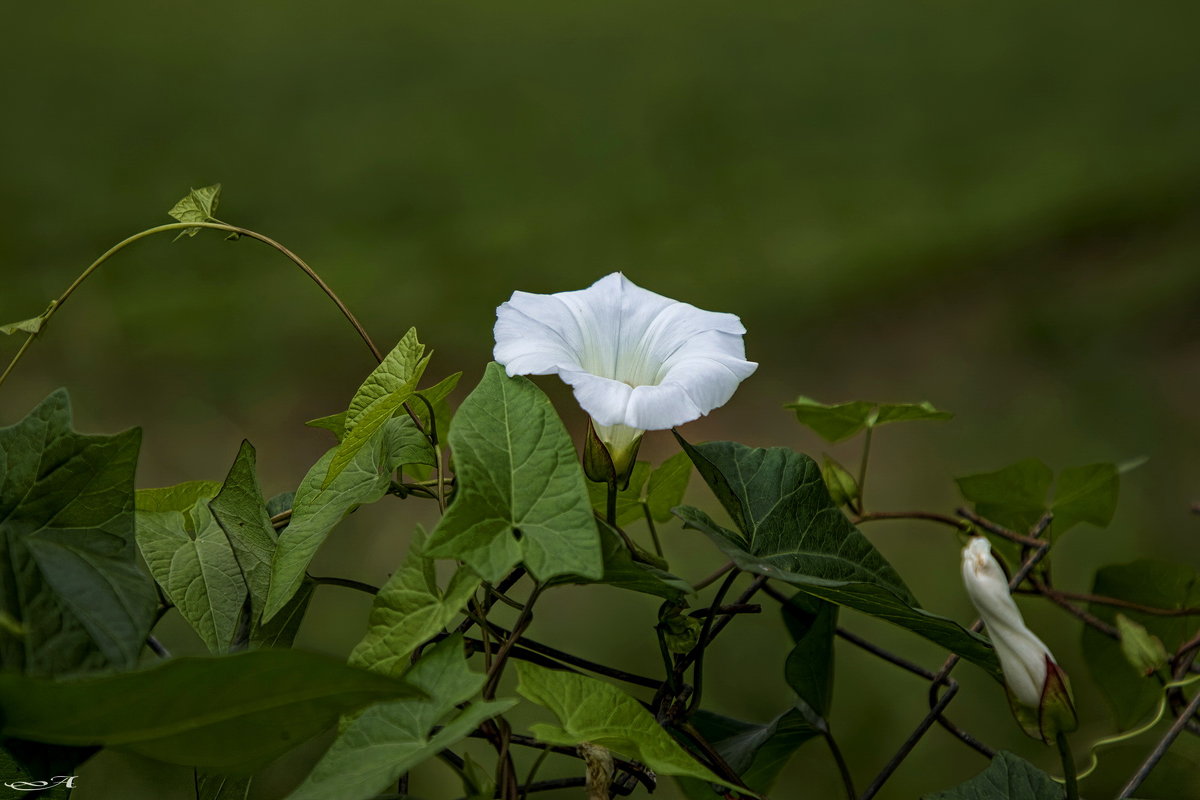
0,389 -> 157,675
675,435 -> 999,678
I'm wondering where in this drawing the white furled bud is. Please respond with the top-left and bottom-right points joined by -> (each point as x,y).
961,537 -> 1054,707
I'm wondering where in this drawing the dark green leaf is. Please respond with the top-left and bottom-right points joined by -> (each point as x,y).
675,436 -> 999,678
676,707 -> 820,798
922,751 -> 1063,799
1,739 -> 92,798
1052,463 -> 1118,535
0,649 -> 418,771
251,577 -> 313,649
1082,560 -> 1200,729
208,442 -> 278,628
782,593 -> 837,718
957,460 -> 1119,542
424,364 -> 603,583
168,184 -> 222,237
956,459 -> 1053,535
784,398 -> 874,442
286,636 -> 515,800
660,607 -> 702,653
349,529 -> 481,676
0,745 -> 77,799
265,492 -> 294,520
515,661 -> 738,790
136,484 -> 246,654
0,389 -> 156,675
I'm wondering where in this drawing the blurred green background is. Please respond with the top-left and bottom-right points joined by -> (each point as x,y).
3,0 -> 1199,797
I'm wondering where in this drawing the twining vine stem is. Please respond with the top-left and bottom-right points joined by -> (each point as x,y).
0,221 -> 383,390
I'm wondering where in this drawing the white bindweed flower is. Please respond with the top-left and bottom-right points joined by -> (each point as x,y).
494,273 -> 757,478
961,536 -> 1078,742
961,536 -> 1053,707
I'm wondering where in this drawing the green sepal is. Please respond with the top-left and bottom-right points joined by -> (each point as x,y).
1007,656 -> 1077,743
584,418 -> 641,491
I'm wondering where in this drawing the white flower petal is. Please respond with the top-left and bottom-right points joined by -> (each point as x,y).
626,382 -> 706,430
494,272 -> 757,432
494,293 -> 586,376
961,537 -> 1054,707
557,369 -> 633,428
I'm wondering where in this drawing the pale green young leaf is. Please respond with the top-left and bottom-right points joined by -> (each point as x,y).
424,364 -> 602,582
0,302 -> 55,337
0,649 -> 417,772
1081,560 -> 1200,729
346,328 -> 429,431
349,528 -> 481,676
322,330 -> 433,487
305,412 -> 347,442
323,382 -> 422,487
1115,613 -> 1168,676
136,491 -> 247,654
287,636 -> 515,800
515,661 -> 741,791
0,316 -> 42,336
922,751 -> 1063,799
0,389 -> 157,675
675,436 -> 999,678
168,183 -> 222,237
